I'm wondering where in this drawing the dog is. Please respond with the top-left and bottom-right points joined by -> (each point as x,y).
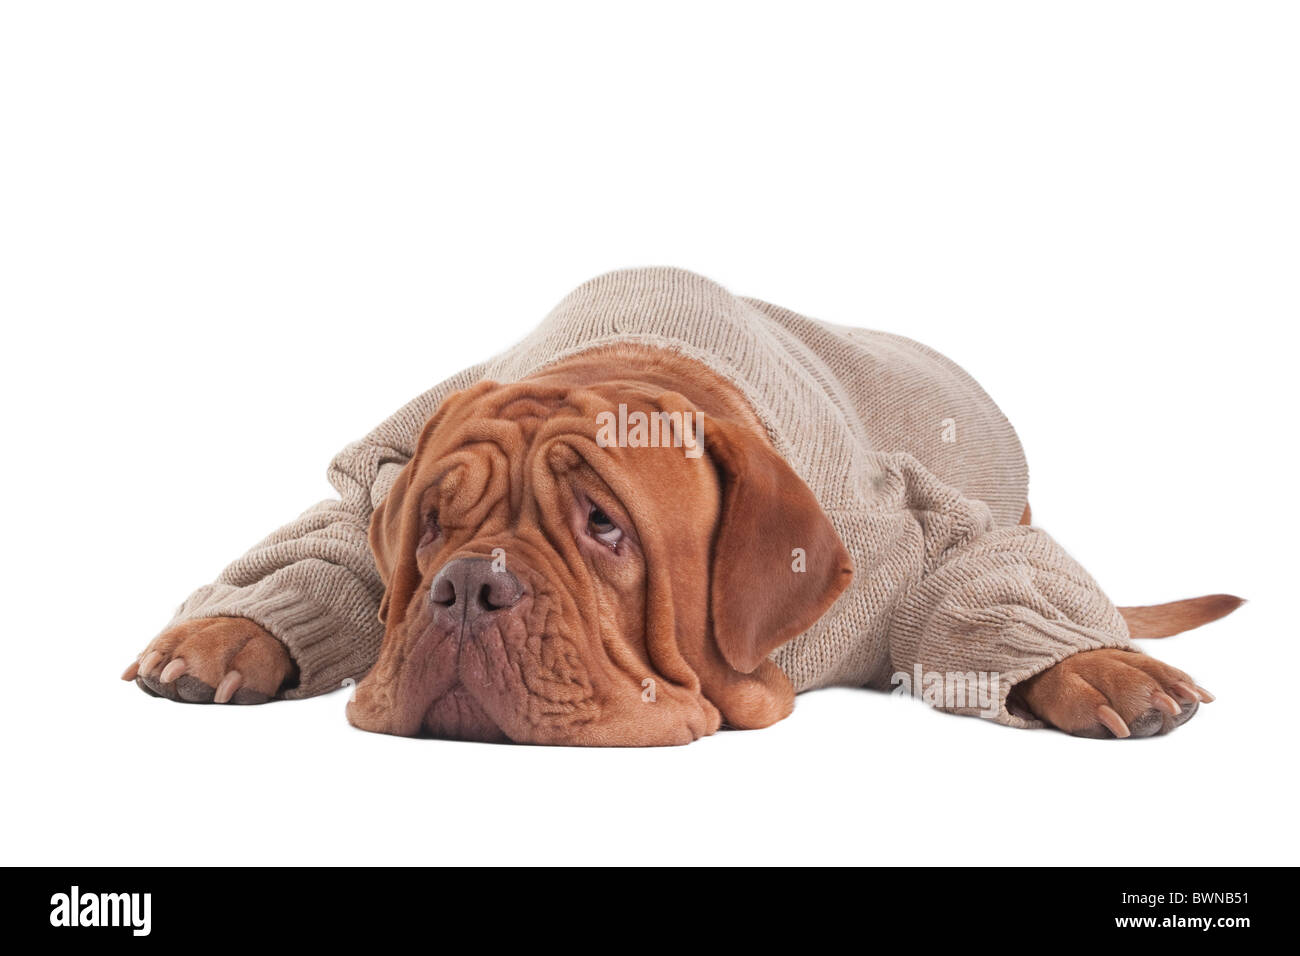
123,268 -> 1240,745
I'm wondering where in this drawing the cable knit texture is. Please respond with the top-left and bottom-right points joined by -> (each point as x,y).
164,267 -> 1134,726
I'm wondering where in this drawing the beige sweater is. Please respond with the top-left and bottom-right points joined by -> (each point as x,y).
165,267 -> 1135,727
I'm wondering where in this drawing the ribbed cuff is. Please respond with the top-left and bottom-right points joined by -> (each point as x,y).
986,617 -> 1139,728
165,580 -> 381,700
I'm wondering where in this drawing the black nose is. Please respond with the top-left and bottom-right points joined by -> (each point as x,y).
429,557 -> 524,627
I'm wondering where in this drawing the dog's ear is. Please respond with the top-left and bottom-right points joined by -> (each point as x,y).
369,381 -> 499,625
707,417 -> 853,675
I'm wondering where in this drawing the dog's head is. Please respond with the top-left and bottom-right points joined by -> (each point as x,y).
347,357 -> 852,745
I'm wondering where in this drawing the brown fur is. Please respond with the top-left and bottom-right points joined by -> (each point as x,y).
1117,594 -> 1245,638
125,617 -> 294,704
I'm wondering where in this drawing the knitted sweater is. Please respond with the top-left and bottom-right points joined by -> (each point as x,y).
165,267 -> 1135,728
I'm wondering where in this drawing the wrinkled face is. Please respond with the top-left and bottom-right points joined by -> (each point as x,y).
347,369 -> 853,746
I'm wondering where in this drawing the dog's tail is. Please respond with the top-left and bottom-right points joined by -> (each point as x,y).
1117,594 -> 1245,638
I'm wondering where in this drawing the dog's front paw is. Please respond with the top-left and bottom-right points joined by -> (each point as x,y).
122,617 -> 296,704
1014,648 -> 1214,738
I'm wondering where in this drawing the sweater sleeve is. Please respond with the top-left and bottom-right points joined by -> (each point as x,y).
160,365 -> 487,699
876,453 -> 1138,728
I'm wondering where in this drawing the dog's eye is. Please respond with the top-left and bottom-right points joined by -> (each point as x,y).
420,509 -> 441,546
587,506 -> 623,548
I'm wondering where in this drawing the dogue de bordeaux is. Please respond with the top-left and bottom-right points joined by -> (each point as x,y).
123,268 -> 1241,745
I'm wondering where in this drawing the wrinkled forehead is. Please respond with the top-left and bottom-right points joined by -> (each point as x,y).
412,380 -> 719,521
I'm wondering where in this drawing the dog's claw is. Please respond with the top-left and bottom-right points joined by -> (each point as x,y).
139,651 -> 162,679
214,671 -> 242,704
159,658 -> 187,683
1152,691 -> 1181,717
1097,704 -> 1131,738
1173,680 -> 1214,704
120,658 -> 141,681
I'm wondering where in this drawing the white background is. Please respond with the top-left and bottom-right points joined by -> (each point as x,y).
2,2 -> 1296,866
